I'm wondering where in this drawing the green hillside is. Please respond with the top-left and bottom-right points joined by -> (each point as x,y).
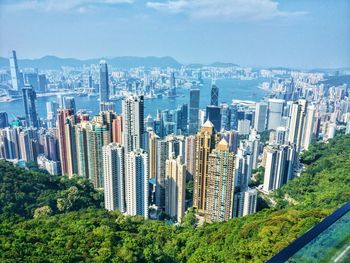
1,134 -> 349,262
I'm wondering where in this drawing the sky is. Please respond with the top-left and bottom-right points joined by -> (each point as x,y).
0,0 -> 349,69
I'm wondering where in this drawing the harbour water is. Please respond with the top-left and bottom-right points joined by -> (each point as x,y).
0,78 -> 268,121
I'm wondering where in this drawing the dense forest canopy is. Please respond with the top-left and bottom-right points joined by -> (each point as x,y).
1,134 -> 350,262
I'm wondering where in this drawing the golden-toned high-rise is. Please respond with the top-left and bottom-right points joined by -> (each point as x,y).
193,120 -> 219,214
206,138 -> 235,222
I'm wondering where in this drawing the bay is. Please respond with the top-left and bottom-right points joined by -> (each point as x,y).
0,78 -> 268,121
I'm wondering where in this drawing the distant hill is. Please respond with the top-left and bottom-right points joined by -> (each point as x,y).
0,55 -> 242,70
209,62 -> 239,67
0,55 -> 182,70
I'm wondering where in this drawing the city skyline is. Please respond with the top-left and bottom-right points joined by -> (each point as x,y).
0,0 -> 350,69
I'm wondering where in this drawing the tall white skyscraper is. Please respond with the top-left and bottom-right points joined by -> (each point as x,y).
254,102 -> 268,132
288,99 -> 307,152
122,95 -> 145,153
103,143 -> 125,212
125,149 -> 149,219
263,144 -> 295,193
235,142 -> 253,191
165,155 -> 186,222
267,99 -> 285,130
301,105 -> 315,151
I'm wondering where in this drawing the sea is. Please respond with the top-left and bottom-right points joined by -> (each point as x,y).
0,78 -> 269,121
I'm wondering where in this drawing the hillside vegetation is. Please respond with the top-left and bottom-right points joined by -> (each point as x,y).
1,134 -> 350,262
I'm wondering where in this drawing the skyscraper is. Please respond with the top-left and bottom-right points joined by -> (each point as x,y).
122,95 -> 145,153
46,101 -> 58,128
169,71 -> 176,97
210,81 -> 219,106
0,127 -> 20,159
99,60 -> 109,102
220,103 -> 231,131
165,155 -> 186,222
288,99 -> 307,152
148,131 -> 159,179
75,122 -> 89,179
301,105 -> 315,151
267,99 -> 285,130
206,105 -> 221,131
86,122 -> 111,188
64,117 -> 78,177
206,138 -> 235,222
125,149 -> 149,219
185,135 -> 196,180
103,143 -> 125,212
9,50 -> 23,91
22,85 -> 39,128
156,139 -> 168,209
189,88 -> 200,134
263,144 -> 295,193
112,115 -> 123,144
57,109 -> 73,174
175,103 -> 188,134
254,102 -> 268,132
193,120 -> 218,214
0,112 -> 9,128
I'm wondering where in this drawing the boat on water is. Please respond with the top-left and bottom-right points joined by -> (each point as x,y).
0,96 -> 21,102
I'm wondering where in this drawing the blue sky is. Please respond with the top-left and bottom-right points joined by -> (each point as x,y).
0,0 -> 349,68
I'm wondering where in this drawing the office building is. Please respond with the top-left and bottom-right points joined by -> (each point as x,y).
22,85 -> 39,128
24,73 -> 39,92
99,60 -> 109,102
267,99 -> 285,130
210,82 -> 219,106
206,105 -> 221,132
9,50 -> 23,91
220,103 -> 231,131
254,102 -> 268,132
189,88 -> 200,134
0,112 -> 9,128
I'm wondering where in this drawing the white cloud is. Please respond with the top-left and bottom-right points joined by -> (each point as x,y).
146,0 -> 306,20
1,0 -> 134,13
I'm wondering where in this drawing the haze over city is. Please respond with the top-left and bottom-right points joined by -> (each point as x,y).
1,0 -> 350,68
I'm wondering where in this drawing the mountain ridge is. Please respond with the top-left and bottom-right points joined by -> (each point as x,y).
0,55 -> 241,70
